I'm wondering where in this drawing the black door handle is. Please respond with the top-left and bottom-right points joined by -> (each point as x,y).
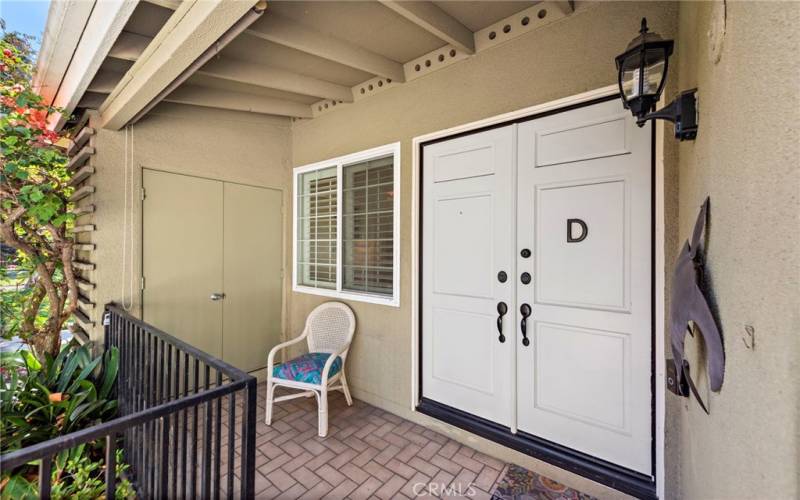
496,302 -> 507,343
520,303 -> 532,346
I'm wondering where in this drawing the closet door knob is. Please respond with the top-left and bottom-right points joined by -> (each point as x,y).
210,293 -> 226,301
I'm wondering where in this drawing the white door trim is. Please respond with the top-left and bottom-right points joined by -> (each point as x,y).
410,84 -> 666,499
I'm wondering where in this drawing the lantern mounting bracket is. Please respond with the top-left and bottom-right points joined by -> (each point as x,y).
638,88 -> 699,141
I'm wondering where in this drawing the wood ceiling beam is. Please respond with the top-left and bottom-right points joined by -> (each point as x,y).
108,31 -> 152,61
99,0 -> 260,129
45,0 -> 140,130
199,58 -> 354,102
378,1 -> 475,55
245,13 -> 406,83
164,84 -> 312,118
78,92 -> 109,109
34,0 -> 95,104
87,70 -> 123,94
105,32 -> 353,103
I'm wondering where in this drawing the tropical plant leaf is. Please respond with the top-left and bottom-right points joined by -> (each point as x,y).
46,344 -> 73,386
98,347 -> 119,399
55,350 -> 81,393
66,355 -> 102,394
0,474 -> 37,500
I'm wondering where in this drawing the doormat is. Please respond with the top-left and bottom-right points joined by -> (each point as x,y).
491,464 -> 595,500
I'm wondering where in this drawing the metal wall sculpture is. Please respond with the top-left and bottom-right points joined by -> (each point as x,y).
668,197 -> 725,413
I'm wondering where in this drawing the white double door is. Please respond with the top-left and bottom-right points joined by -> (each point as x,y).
422,99 -> 652,474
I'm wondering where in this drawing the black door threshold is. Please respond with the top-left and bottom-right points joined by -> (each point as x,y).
416,398 -> 657,500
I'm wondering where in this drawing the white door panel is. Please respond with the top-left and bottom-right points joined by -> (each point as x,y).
422,126 -> 515,426
534,113 -> 631,167
532,322 -> 630,432
535,178 -> 629,311
433,192 -> 495,298
432,308 -> 496,394
517,99 -> 651,474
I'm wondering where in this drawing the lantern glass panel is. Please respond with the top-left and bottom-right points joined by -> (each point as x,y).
620,47 -> 667,100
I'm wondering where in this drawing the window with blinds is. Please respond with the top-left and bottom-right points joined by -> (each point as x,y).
342,155 -> 394,295
293,144 -> 399,306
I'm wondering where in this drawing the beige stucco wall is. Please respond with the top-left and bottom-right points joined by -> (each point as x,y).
83,102 -> 292,338
667,2 -> 800,498
79,1 -> 800,497
288,2 -> 678,497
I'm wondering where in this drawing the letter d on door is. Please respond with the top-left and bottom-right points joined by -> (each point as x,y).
567,218 -> 588,243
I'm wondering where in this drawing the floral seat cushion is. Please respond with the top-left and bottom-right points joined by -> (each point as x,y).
272,352 -> 342,385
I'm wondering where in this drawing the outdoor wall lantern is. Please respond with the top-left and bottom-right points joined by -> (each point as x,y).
615,18 -> 698,141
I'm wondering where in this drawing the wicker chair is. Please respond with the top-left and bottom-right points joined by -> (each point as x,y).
265,302 -> 356,437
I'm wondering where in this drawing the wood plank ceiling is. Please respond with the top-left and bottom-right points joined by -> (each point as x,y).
79,0 -> 574,125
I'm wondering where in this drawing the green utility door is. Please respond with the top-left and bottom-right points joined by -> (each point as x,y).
143,169 -> 283,373
222,182 -> 283,373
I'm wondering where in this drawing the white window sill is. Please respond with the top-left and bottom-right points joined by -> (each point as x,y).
293,285 -> 400,308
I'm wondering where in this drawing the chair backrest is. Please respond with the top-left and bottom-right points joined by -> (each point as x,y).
305,302 -> 356,355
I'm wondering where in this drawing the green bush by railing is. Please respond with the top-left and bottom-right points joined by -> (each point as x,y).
0,341 -> 133,498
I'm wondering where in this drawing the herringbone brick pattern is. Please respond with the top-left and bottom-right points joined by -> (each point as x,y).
251,383 -> 507,499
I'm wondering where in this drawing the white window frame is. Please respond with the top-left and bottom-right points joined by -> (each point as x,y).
293,142 -> 401,307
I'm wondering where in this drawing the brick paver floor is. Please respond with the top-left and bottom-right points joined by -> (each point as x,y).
252,383 -> 507,499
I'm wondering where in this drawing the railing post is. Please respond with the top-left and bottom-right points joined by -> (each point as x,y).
201,365 -> 212,499
241,378 -> 257,499
106,433 -> 117,499
227,393 -> 235,500
160,416 -> 170,498
39,455 -> 52,500
214,371 -> 222,500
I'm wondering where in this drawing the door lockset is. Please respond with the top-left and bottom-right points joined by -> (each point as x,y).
210,293 -> 226,301
496,302 -> 508,343
520,303 -> 532,346
520,272 -> 531,285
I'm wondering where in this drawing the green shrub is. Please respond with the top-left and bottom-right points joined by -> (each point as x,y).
0,341 -> 132,498
0,341 -> 119,452
0,446 -> 134,500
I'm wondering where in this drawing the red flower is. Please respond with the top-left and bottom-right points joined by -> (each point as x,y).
2,49 -> 11,58
28,108 -> 49,129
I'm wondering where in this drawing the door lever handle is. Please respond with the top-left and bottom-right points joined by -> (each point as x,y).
210,293 -> 226,301
520,303 -> 532,346
496,302 -> 508,343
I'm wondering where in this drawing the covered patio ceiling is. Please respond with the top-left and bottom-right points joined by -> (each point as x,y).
66,0 -> 574,129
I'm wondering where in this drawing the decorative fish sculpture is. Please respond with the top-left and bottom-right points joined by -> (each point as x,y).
669,197 -> 725,412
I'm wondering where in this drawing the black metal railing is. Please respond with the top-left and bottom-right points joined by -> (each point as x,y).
0,303 -> 257,499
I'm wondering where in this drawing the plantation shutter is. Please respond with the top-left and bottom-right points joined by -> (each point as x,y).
297,167 -> 338,289
341,155 -> 394,296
